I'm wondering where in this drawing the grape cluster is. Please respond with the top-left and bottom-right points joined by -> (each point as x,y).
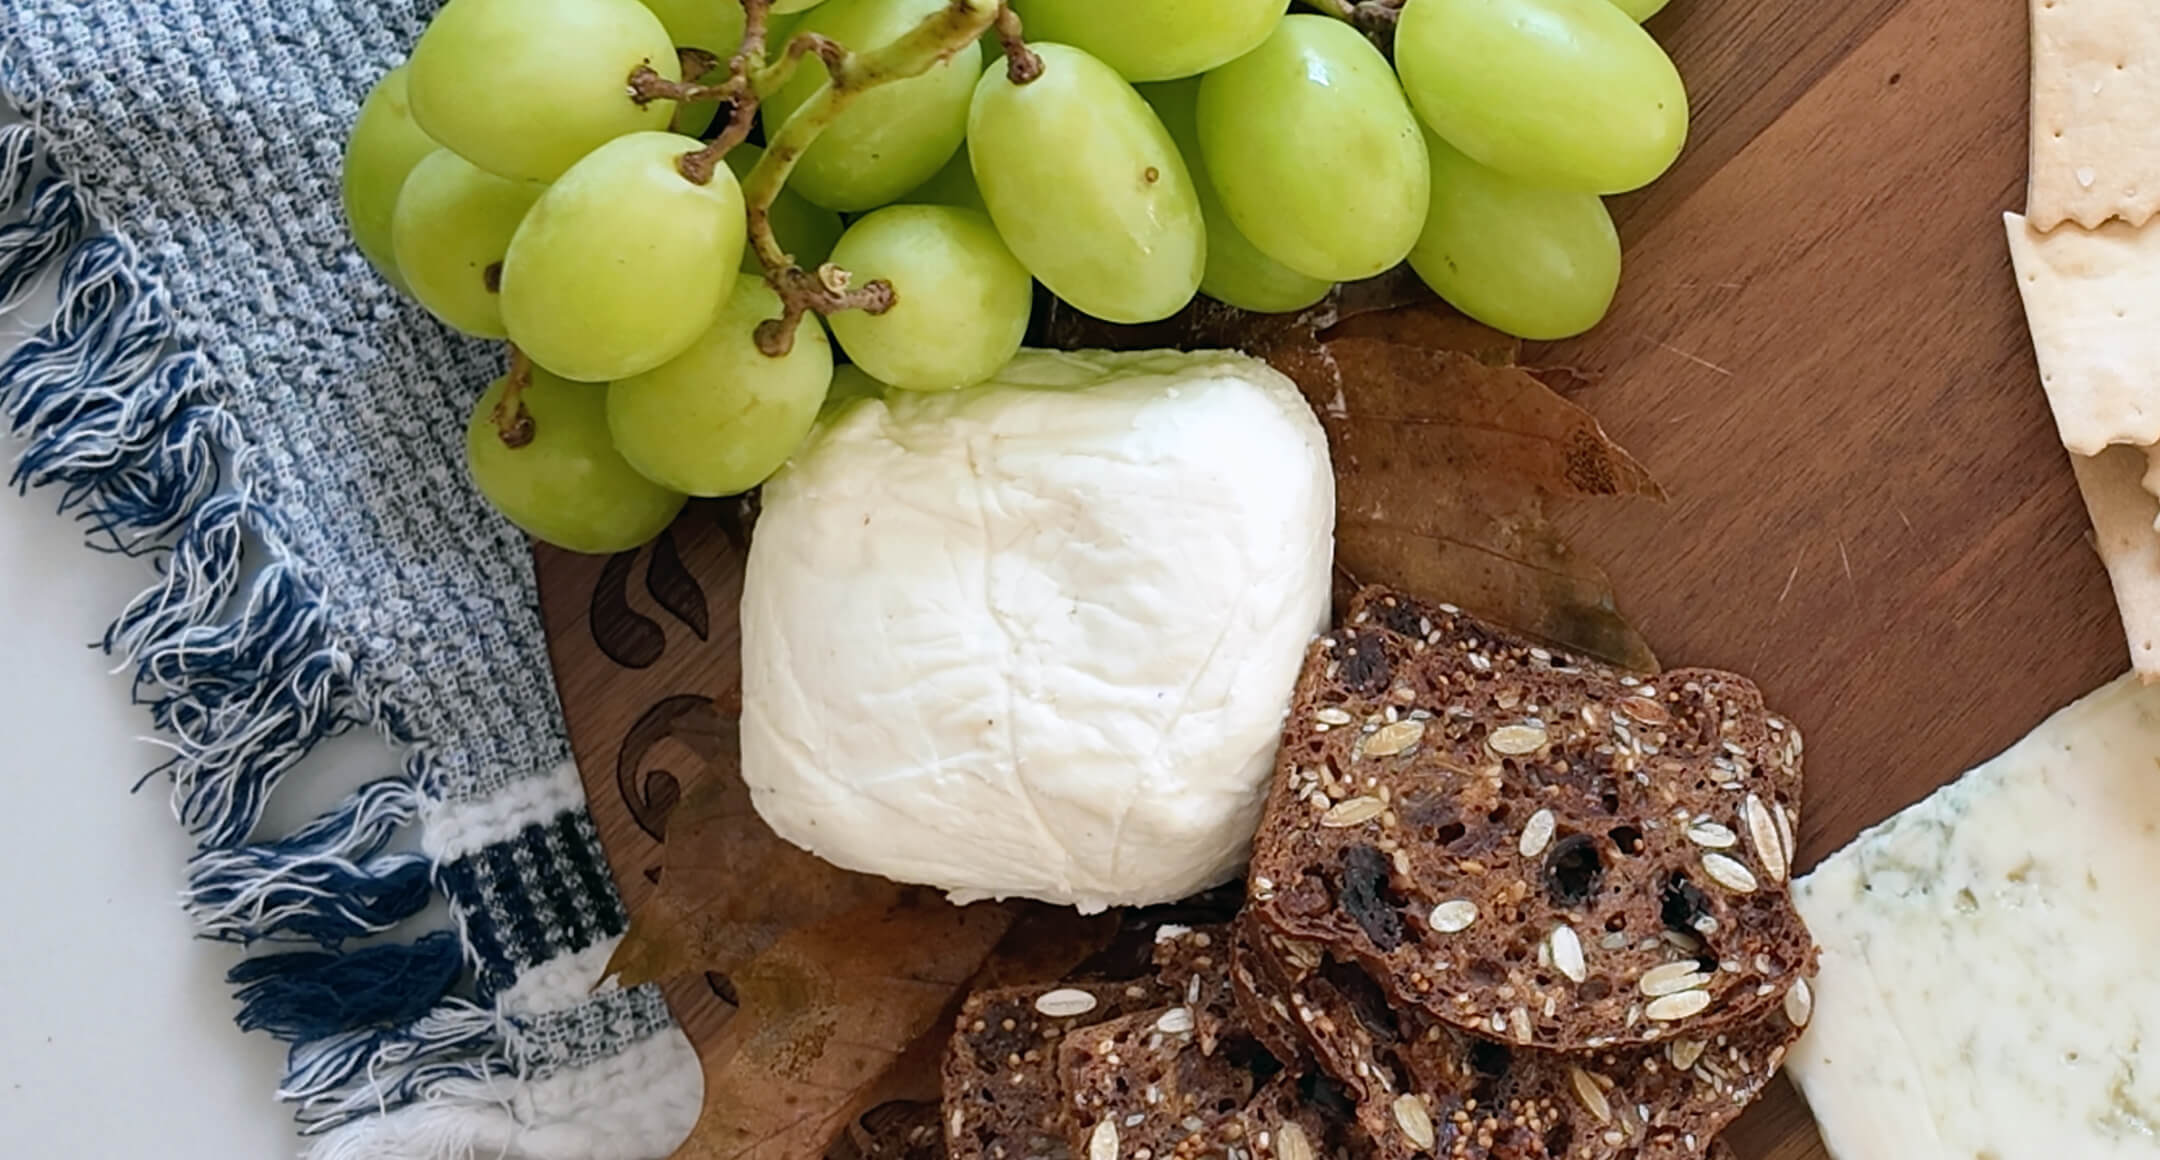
341,0 -> 1687,554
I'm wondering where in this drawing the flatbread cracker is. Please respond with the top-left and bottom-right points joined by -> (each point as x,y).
2027,0 -> 2160,229
2069,444 -> 2160,682
2003,211 -> 2160,454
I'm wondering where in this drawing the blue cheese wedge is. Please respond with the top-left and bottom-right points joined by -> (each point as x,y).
1786,674 -> 2160,1157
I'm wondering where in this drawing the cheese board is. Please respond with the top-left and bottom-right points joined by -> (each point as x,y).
531,0 -> 2114,1155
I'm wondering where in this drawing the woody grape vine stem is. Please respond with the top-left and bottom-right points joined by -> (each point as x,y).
504,1 -> 1038,447
493,345 -> 536,448
1302,0 -> 1407,33
634,0 -> 1037,358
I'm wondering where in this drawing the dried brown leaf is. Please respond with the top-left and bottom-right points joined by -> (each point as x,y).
1300,339 -> 1662,670
607,697 -> 1020,1160
670,897 -> 1013,1160
1036,287 -> 1662,672
604,706 -> 902,986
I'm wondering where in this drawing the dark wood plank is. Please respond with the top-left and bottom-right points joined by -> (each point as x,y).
534,508 -> 752,1050
1615,0 -> 1907,238
1545,0 -> 2090,1151
539,0 -> 2084,1154
1544,0 -> 2101,867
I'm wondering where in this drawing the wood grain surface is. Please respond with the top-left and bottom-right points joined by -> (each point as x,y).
534,0 -> 2104,1155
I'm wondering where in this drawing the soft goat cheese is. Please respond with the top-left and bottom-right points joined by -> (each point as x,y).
739,349 -> 1336,911
1787,674 -> 2160,1157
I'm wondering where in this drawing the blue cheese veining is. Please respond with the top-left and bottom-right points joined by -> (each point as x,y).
1786,674 -> 2160,1158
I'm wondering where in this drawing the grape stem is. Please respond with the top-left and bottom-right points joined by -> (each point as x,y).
1302,0 -> 1406,34
993,5 -> 1042,84
736,0 -> 1006,355
494,346 -> 536,449
623,0 -> 1026,357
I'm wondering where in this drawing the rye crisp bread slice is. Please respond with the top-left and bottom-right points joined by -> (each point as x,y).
1247,590 -> 1812,1051
854,1102 -> 949,1160
1150,924 -> 1242,1058
1230,922 -> 1315,1069
945,979 -> 1173,1160
1058,938 -> 1370,1160
1057,1006 -> 1260,1160
1059,1019 -> 1362,1160
1239,918 -> 1801,1160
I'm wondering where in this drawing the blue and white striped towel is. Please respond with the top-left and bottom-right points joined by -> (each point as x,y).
0,3 -> 701,1156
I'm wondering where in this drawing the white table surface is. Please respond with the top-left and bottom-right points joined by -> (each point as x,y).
0,273 -> 392,1157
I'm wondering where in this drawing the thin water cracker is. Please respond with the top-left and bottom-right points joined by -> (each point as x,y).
2140,445 -> 2160,515
2003,212 -> 2160,454
2027,0 -> 2160,229
2070,444 -> 2160,682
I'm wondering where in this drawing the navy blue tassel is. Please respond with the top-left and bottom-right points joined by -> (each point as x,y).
0,122 -> 39,212
229,930 -> 466,1043
105,489 -> 247,658
131,558 -> 362,848
0,178 -> 89,313
76,403 -> 240,553
185,777 -> 434,947
280,998 -> 511,1134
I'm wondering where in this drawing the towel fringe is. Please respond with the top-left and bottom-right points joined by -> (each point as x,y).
184,776 -> 432,946
284,998 -> 516,1136
133,559 -> 364,848
229,929 -> 467,1043
0,113 -> 522,1134
0,122 -> 39,212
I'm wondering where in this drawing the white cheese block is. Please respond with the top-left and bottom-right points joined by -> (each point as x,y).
1787,673 -> 2160,1157
739,349 -> 1336,912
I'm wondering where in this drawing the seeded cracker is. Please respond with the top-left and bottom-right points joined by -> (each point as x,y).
1150,924 -> 1243,1056
1248,589 -> 1814,1050
1239,917 -> 1798,1160
945,980 -> 1174,1160
1056,1007 -> 1260,1159
854,1102 -> 949,1160
2025,0 -> 2160,230
1231,921 -> 1321,1069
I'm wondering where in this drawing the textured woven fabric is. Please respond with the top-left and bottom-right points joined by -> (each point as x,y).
0,3 -> 701,1156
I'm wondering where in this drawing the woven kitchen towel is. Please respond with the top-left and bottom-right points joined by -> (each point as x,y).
0,4 -> 701,1157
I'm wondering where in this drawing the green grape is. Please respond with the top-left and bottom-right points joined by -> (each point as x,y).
725,145 -> 844,272
638,0 -> 744,54
1009,0 -> 1284,82
466,369 -> 686,554
391,151 -> 545,339
824,206 -> 1030,391
1196,16 -> 1428,283
1139,79 -> 1330,315
1395,0 -> 1687,194
1610,0 -> 1671,20
639,0 -> 745,137
767,11 -> 804,53
501,132 -> 747,382
408,0 -> 680,182
775,0 -> 829,11
1408,133 -> 1620,341
900,142 -> 987,212
341,66 -> 440,293
607,280 -> 834,496
760,0 -> 979,212
969,43 -> 1203,324
823,363 -> 887,414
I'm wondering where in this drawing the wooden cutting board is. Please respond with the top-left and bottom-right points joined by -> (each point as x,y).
534,0 -> 2103,1154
